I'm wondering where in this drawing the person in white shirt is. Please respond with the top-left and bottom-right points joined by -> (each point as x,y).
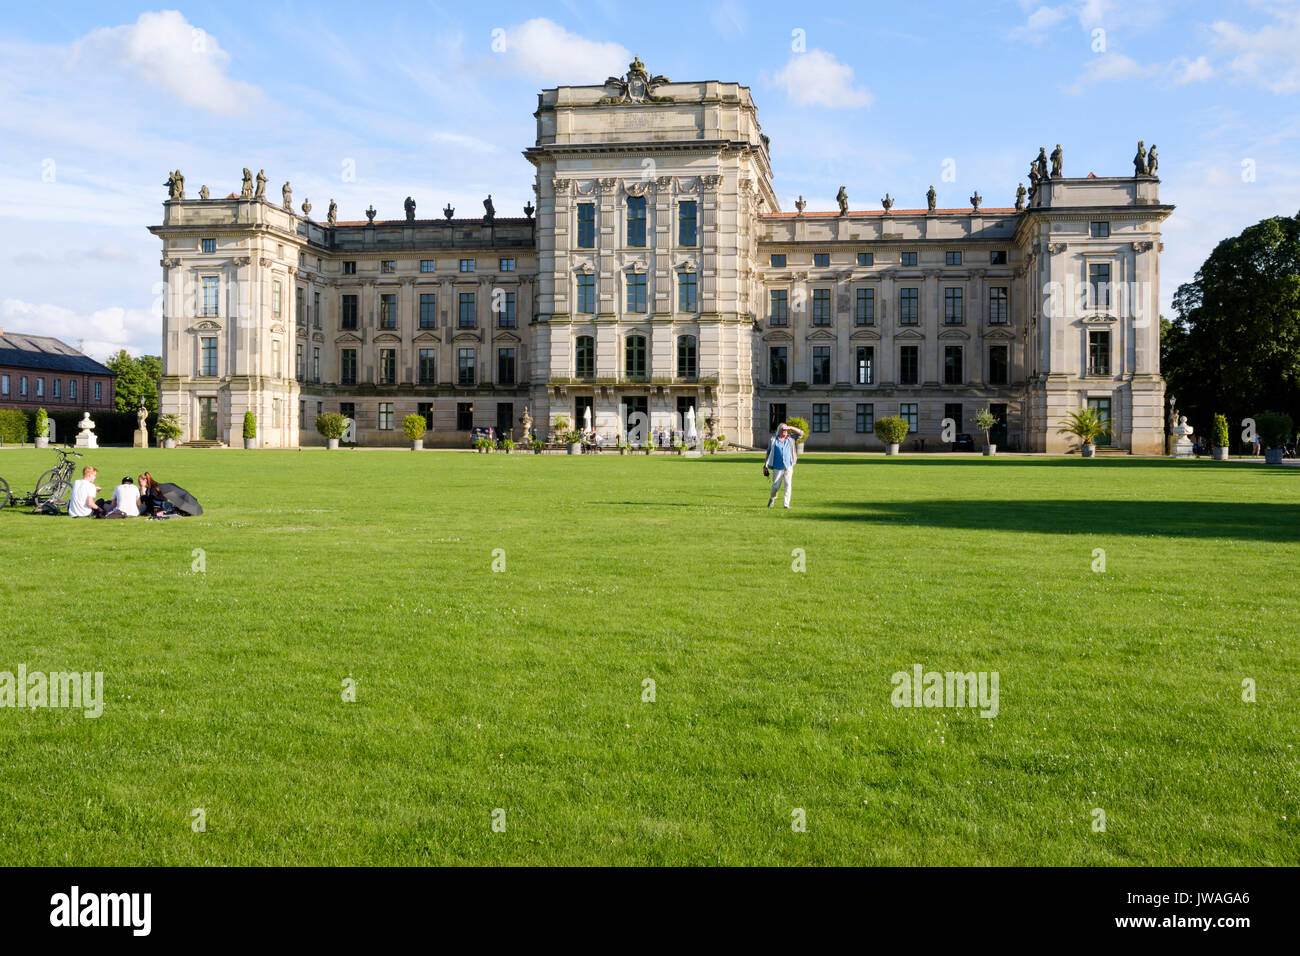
108,476 -> 141,517
68,466 -> 103,518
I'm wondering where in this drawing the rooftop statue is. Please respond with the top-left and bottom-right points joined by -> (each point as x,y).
405,196 -> 416,221
327,199 -> 337,226
1050,144 -> 1063,178
483,194 -> 495,222
926,185 -> 936,212
836,186 -> 849,215
1015,183 -> 1026,211
254,168 -> 267,199
1133,140 -> 1148,176
880,193 -> 894,213
1146,143 -> 1158,176
240,167 -> 253,199
282,181 -> 292,210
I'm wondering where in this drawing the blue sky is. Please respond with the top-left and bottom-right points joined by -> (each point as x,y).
1,0 -> 1297,358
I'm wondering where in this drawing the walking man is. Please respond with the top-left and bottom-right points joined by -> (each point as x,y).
764,421 -> 804,509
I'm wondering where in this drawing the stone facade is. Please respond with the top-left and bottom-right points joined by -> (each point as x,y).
150,60 -> 1172,453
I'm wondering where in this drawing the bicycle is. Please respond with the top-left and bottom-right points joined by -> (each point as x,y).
0,446 -> 82,512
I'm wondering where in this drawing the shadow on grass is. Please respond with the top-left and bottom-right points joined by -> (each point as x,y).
697,454 -> 1297,469
812,498 -> 1300,541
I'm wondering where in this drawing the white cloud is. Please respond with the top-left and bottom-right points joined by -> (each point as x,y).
72,10 -> 262,115
1065,51 -> 1213,94
2,299 -> 157,360
771,50 -> 873,109
1211,9 -> 1300,94
495,19 -> 630,85
1009,6 -> 1069,43
710,0 -> 748,38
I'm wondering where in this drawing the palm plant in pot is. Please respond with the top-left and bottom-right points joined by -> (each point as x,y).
315,412 -> 347,450
242,411 -> 257,449
1211,413 -> 1230,461
33,408 -> 49,448
973,407 -> 998,456
1253,410 -> 1293,465
874,416 -> 909,455
402,413 -> 428,450
156,414 -> 183,448
1057,407 -> 1110,457
565,430 -> 583,455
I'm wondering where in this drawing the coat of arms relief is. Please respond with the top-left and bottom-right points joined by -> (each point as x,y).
600,56 -> 673,104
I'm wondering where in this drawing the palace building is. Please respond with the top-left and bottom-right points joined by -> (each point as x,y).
149,58 -> 1172,453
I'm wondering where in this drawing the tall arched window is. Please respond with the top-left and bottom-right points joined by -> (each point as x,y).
625,334 -> 647,378
575,335 -> 595,379
676,335 -> 697,379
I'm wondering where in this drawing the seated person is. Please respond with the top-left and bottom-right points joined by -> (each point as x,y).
107,476 -> 141,517
68,466 -> 104,518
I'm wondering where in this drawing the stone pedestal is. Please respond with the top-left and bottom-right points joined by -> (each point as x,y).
1172,416 -> 1194,458
74,413 -> 98,449
133,429 -> 149,449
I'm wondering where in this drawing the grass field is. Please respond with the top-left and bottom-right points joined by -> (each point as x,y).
0,447 -> 1296,866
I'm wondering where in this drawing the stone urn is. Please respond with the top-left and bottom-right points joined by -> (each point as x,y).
984,444 -> 997,457
327,438 -> 339,450
567,441 -> 581,455
1081,442 -> 1096,458
35,436 -> 49,449
163,438 -> 176,449
244,437 -> 257,450
1212,446 -> 1228,461
886,443 -> 900,455
796,441 -> 806,454
411,439 -> 423,451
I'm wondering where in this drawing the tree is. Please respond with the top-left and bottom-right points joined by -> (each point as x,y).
104,350 -> 162,414
1165,212 -> 1300,435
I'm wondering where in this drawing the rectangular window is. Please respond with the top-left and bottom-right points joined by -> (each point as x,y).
340,348 -> 357,385
339,402 -> 355,422
19,375 -> 27,396
812,403 -> 830,433
296,342 -> 304,380
296,288 -> 304,325
381,260 -> 395,274
812,289 -> 832,325
497,348 -> 516,385
900,345 -> 920,385
379,293 -> 397,329
676,337 -> 697,379
900,403 -> 918,433
769,402 -> 787,433
576,274 -> 595,314
678,272 -> 697,312
989,287 -> 1009,323
2,374 -> 10,395
901,251 -> 917,267
1088,329 -> 1112,375
458,292 -> 476,328
94,382 -> 101,402
814,253 -> 830,268
990,250 -> 1008,265
201,238 -> 216,253
343,261 -> 356,275
273,340 -> 283,378
899,288 -> 919,324
458,348 -> 476,386
626,196 -> 646,247
341,294 -> 358,329
944,345 -> 963,384
497,291 -> 517,327
944,287 -> 964,324
812,346 -> 831,385
201,276 -> 219,316
855,288 -> 875,325
989,345 -> 1009,385
499,258 -> 515,273
577,204 -> 595,248
419,293 -> 437,328
856,346 -> 874,385
200,337 -> 217,376
420,259 -> 436,273
378,403 -> 393,430
272,281 -> 282,318
313,292 -> 321,329
856,403 -> 874,433
313,347 -> 320,382
1089,263 -> 1111,308
459,258 -> 475,273
1088,397 -> 1112,446
575,337 -> 594,378
678,200 -> 697,247
456,402 -> 473,431
379,348 -> 396,385
625,336 -> 648,378
417,402 -> 433,430
770,254 -> 786,268
769,347 -> 788,386
36,377 -> 44,398
52,378 -> 60,399
946,251 -> 962,266
1090,221 -> 1110,238
69,380 -> 75,400
418,348 -> 436,384
770,289 -> 788,325
858,252 -> 874,266
626,273 -> 647,313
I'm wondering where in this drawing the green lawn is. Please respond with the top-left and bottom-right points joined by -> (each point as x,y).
0,447 -> 1296,866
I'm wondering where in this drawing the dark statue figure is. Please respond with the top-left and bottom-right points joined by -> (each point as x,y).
1133,140 -> 1148,176
483,194 -> 495,222
165,169 -> 185,200
404,196 -> 416,221
969,191 -> 982,211
836,186 -> 849,215
1146,143 -> 1158,176
240,167 -> 253,199
443,203 -> 455,220
524,201 -> 535,219
254,169 -> 267,199
365,204 -> 377,224
1035,147 -> 1049,182
1015,183 -> 1026,212
880,193 -> 894,213
926,185 -> 937,212
1050,144 -> 1063,178
327,199 -> 337,226
1028,163 -> 1040,191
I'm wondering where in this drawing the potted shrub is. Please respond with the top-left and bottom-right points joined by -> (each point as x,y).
1253,410 -> 1293,465
788,416 -> 810,454
501,436 -> 516,454
674,438 -> 687,456
474,436 -> 493,453
1057,407 -> 1110,457
33,408 -> 49,449
402,413 -> 427,450
156,414 -> 183,448
617,439 -> 629,455
974,407 -> 998,456
874,416 -> 909,455
531,437 -> 544,455
1211,413 -> 1230,461
316,412 -> 347,450
552,415 -> 571,443
643,435 -> 654,455
242,411 -> 257,449
565,430 -> 583,455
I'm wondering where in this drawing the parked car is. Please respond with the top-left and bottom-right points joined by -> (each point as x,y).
953,433 -> 975,452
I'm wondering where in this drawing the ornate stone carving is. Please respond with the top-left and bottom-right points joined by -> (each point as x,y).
880,193 -> 893,214
701,175 -> 723,190
969,190 -> 982,211
598,177 -> 618,193
259,257 -> 273,267
443,203 -> 455,219
161,257 -> 181,268
327,199 -> 337,226
795,195 -> 806,215
301,198 -> 312,217
600,56 -> 672,104
1048,242 -> 1067,254
233,256 -> 252,266
366,204 -> 377,224
1131,240 -> 1154,252
1050,144 -> 1063,178
552,178 -> 570,195
625,181 -> 652,198
656,176 -> 673,189
524,201 -> 535,219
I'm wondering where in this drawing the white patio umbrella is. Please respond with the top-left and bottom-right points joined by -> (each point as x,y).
685,405 -> 698,446
583,405 -> 593,434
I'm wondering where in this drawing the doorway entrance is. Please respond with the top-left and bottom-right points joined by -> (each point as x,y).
1087,397 -> 1112,446
198,397 -> 217,440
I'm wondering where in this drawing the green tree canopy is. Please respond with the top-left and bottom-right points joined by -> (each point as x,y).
1166,212 -> 1300,434
104,350 -> 162,414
